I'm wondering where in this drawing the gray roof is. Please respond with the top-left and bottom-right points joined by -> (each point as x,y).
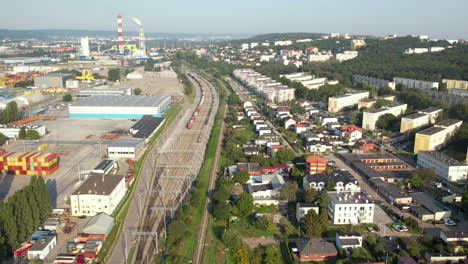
402,113 -> 427,120
72,173 -> 124,196
29,236 -> 56,251
418,151 -> 466,166
419,107 -> 442,114
39,73 -> 73,78
410,192 -> 450,213
380,183 -> 411,199
83,213 -> 114,236
417,126 -> 445,136
109,137 -> 145,148
296,238 -> 337,255
435,119 -> 461,128
328,191 -> 372,205
71,95 -> 170,107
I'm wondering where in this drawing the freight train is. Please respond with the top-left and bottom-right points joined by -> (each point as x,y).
186,73 -> 205,129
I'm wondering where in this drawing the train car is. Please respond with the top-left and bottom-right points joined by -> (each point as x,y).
187,119 -> 194,129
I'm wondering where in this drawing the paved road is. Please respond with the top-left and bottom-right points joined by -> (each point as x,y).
226,77 -> 299,155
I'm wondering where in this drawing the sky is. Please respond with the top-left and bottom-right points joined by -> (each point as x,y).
1,0 -> 468,39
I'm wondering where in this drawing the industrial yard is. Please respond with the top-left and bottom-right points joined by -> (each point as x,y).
114,70 -> 184,96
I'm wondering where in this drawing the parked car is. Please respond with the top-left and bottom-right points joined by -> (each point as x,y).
444,218 -> 456,226
392,224 -> 408,232
367,227 -> 375,233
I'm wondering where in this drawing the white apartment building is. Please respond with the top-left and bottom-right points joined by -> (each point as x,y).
296,203 -> 319,222
328,191 -> 375,225
241,43 -> 249,50
0,124 -> 46,139
393,77 -> 439,90
352,75 -> 396,89
335,51 -> 358,62
250,42 -> 259,48
404,48 -> 429,54
400,107 -> 442,132
417,151 -> 468,182
328,91 -> 369,112
308,54 -> 332,62
260,55 -> 275,62
246,173 -> 285,205
233,69 -> 295,102
362,104 -> 408,130
274,40 -> 293,46
71,173 -> 126,216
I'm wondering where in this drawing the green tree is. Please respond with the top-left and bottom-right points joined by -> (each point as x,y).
276,148 -> 295,163
18,127 -> 27,139
233,170 -> 250,184
107,68 -> 121,82
374,99 -> 391,108
291,165 -> 304,178
0,132 -> 6,145
302,209 -> 322,237
255,216 -> 275,233
212,202 -> 230,221
144,58 -> 155,71
213,185 -> 231,202
326,179 -> 336,191
26,130 -> 40,140
304,188 -> 318,203
232,193 -> 254,217
376,113 -> 400,131
279,182 -> 298,201
317,190 -> 329,208
134,88 -> 142,95
417,168 -> 436,182
263,245 -> 281,264
222,228 -> 242,250
409,173 -> 423,188
62,93 -> 72,102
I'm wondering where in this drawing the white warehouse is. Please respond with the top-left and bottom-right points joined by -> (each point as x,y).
69,95 -> 171,118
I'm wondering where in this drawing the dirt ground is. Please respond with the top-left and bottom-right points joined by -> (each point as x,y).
113,70 -> 184,97
243,237 -> 279,249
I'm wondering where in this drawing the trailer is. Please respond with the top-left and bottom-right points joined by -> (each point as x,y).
54,254 -> 85,264
13,242 -> 32,257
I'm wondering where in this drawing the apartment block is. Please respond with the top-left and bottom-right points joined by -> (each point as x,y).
362,104 -> 408,130
328,191 -> 374,225
400,107 -> 443,132
414,119 -> 463,153
351,39 -> 366,50
393,77 -> 439,90
335,51 -> 358,62
352,75 -> 396,89
328,91 -> 369,112
417,151 -> 468,182
308,54 -> 332,62
442,79 -> 468,90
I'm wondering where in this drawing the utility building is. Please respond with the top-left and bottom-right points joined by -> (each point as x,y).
34,73 -> 75,88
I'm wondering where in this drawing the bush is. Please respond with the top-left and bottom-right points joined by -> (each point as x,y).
62,93 -> 72,102
134,88 -> 142,95
26,130 -> 40,140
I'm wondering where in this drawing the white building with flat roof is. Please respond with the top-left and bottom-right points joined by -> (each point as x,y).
328,91 -> 369,112
352,75 -> 396,89
335,51 -> 358,62
328,191 -> 374,225
234,69 -> 295,102
393,77 -> 439,90
362,104 -> 407,130
417,151 -> 468,182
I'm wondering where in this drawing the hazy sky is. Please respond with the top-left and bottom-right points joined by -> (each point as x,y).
1,0 -> 467,38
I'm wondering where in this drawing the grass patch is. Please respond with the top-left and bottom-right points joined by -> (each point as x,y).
228,216 -> 275,238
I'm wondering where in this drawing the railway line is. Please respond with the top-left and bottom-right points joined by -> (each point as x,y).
130,71 -> 218,264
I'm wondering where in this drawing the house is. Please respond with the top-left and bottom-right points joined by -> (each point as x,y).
335,232 -> 363,249
296,202 -> 319,222
243,147 -> 259,155
360,143 -> 375,151
440,230 -> 468,243
259,129 -> 272,136
284,118 -> 296,129
255,123 -> 269,131
268,145 -> 285,157
27,235 -> 57,260
245,173 -> 285,205
327,122 -> 341,130
243,100 -> 254,108
276,106 -> 290,116
305,155 -> 328,174
306,141 -> 333,153
70,173 -> 126,216
328,191 -> 374,225
303,170 -> 360,192
397,257 -> 418,264
340,125 -> 363,142
425,252 -> 466,264
82,213 -> 114,237
295,238 -> 338,262
295,124 -> 307,134
299,100 -> 311,107
228,163 -> 262,176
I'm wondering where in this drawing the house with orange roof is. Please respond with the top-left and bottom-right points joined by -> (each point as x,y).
305,155 -> 327,174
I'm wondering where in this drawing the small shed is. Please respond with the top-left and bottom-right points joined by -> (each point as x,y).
83,213 -> 114,237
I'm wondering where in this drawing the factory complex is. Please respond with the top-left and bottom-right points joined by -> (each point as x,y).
68,95 -> 171,118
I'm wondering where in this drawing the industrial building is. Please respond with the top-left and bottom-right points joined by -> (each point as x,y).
410,192 -> 451,221
91,159 -> 116,174
417,151 -> 468,182
82,213 -> 114,237
107,138 -> 145,159
362,104 -> 407,130
0,57 -> 51,65
34,73 -> 75,88
69,95 -> 171,118
328,91 -> 369,112
130,116 -> 165,141
0,93 -> 47,109
70,173 -> 126,216
27,235 -> 56,260
0,125 -> 46,139
400,107 -> 442,132
0,152 -> 58,176
414,119 -> 463,153
76,86 -> 133,97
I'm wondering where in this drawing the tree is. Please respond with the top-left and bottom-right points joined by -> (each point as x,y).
417,168 -> 436,182
212,202 -> 230,221
255,216 -> 275,233
317,190 -> 329,208
302,209 -> 322,237
374,99 -> 391,108
233,170 -> 250,184
134,88 -> 142,95
326,179 -> 336,191
144,58 -> 155,71
213,185 -> 231,202
291,165 -> 304,178
232,193 -> 254,217
62,93 -> 72,102
376,113 -> 400,131
222,228 -> 242,250
276,148 -> 295,163
409,173 -> 423,188
26,130 -> 40,140
18,127 -> 26,139
107,68 -> 120,82
0,133 -> 6,145
279,182 -> 298,201
263,245 -> 281,264
304,188 -> 318,203
233,248 -> 250,264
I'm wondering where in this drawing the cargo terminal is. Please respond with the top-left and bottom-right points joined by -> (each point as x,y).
68,95 -> 171,118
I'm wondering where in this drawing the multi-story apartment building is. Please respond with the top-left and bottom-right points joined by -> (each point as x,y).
328,91 -> 369,112
233,69 -> 295,102
308,54 -> 332,62
335,51 -> 358,62
414,119 -> 463,153
400,107 -> 443,132
70,173 -> 126,216
328,191 -> 374,225
393,77 -> 439,90
351,39 -> 366,50
305,155 -> 328,174
362,104 -> 407,130
442,79 -> 468,90
417,151 -> 468,182
274,40 -> 293,46
352,75 -> 396,89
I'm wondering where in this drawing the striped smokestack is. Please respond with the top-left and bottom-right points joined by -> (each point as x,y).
117,14 -> 124,54
139,25 -> 145,51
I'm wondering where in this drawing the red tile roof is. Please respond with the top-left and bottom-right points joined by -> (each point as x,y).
306,155 -> 328,164
341,124 -> 363,133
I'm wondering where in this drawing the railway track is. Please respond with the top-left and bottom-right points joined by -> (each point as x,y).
131,71 -> 219,264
